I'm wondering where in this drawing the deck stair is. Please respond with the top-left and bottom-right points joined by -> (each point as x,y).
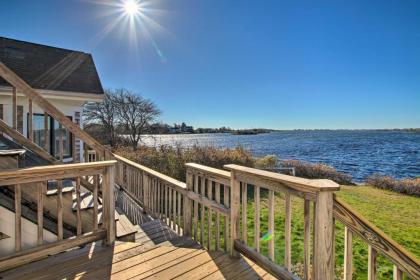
0,135 -> 138,241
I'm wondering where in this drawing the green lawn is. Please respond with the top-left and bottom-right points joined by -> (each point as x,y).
238,185 -> 420,280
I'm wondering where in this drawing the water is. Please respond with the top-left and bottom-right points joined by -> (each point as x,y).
140,130 -> 420,182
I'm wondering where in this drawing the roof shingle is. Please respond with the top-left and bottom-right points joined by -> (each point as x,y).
0,37 -> 104,95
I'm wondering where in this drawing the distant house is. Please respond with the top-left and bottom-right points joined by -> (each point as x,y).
0,37 -> 104,162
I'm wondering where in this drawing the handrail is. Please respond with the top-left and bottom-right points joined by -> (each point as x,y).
0,161 -> 116,272
225,164 -> 339,194
0,61 -> 110,158
185,163 -> 230,185
0,161 -> 116,186
333,196 -> 420,279
114,154 -> 186,192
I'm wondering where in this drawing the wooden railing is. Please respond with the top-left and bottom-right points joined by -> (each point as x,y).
0,160 -> 116,272
114,156 -> 231,246
185,163 -> 231,251
225,164 -> 339,280
0,61 -> 111,163
114,159 -> 420,280
334,197 -> 420,280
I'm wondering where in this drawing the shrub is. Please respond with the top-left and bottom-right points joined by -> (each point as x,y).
114,144 -> 254,182
255,155 -> 279,169
367,174 -> 420,196
281,160 -> 353,185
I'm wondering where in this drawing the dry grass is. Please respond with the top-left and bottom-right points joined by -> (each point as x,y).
281,159 -> 353,185
366,174 -> 420,196
114,144 -> 254,181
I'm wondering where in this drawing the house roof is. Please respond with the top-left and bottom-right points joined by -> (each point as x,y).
0,37 -> 104,95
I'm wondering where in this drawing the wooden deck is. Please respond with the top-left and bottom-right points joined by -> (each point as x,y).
0,219 -> 275,280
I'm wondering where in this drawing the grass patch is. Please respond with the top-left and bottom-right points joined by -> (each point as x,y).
241,185 -> 420,279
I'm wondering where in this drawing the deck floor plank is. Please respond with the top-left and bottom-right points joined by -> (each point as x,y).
1,218 -> 275,280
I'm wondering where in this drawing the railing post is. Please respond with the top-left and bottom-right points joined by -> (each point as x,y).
313,190 -> 335,280
103,164 -> 116,246
183,170 -> 193,237
230,170 -> 240,257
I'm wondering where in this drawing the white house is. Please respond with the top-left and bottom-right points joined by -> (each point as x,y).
0,36 -> 104,162
0,37 -> 105,255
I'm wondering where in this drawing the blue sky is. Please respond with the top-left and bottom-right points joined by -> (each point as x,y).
1,0 -> 419,129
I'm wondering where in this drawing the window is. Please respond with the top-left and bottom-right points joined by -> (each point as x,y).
31,114 -> 50,150
28,114 -> 72,159
0,104 -> 3,120
53,119 -> 72,158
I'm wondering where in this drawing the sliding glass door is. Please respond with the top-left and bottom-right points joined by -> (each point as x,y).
29,114 -> 73,159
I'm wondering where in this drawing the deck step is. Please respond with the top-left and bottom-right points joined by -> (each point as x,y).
116,211 -> 138,241
46,186 -> 74,196
71,192 -> 102,211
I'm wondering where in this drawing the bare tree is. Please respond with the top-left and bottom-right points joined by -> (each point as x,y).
83,90 -> 119,147
114,89 -> 161,150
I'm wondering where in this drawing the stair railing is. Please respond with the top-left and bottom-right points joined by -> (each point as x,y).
0,160 -> 116,272
114,155 -> 230,242
0,61 -> 111,163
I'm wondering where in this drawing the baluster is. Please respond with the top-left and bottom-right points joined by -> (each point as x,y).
368,246 -> 377,280
157,180 -> 161,219
215,182 -> 221,250
57,180 -> 63,240
172,189 -> 177,231
194,174 -> 199,241
254,185 -> 260,252
37,182 -> 44,245
75,177 -> 82,235
165,185 -> 169,224
169,186 -> 172,227
14,184 -> 21,252
177,190 -> 182,235
344,226 -> 353,280
93,175 -> 99,229
224,183 -> 230,252
207,179 -> 213,249
393,265 -> 403,280
28,99 -> 33,141
242,182 -> 248,244
150,178 -> 154,214
162,184 -> 166,222
200,176 -> 205,245
303,199 -> 311,279
284,192 -> 292,270
268,189 -> 275,261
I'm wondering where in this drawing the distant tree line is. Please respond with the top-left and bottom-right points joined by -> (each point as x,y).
84,88 -> 273,150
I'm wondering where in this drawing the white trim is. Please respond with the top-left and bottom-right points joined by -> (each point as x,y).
0,86 -> 104,102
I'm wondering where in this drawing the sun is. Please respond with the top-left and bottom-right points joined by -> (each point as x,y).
124,0 -> 139,16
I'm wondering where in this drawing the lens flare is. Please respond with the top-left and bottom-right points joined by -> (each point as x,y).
86,0 -> 170,63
